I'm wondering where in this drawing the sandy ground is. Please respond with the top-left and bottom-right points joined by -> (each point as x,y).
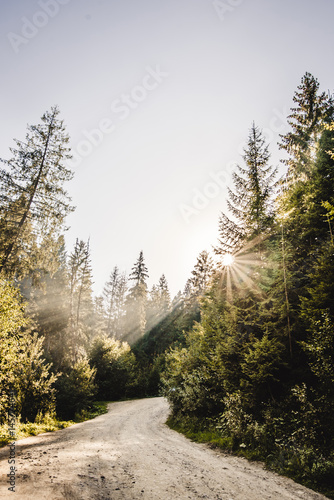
0,397 -> 327,499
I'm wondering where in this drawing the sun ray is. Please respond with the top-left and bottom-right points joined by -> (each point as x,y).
216,232 -> 274,303
222,253 -> 234,267
234,232 -> 270,256
232,262 -> 257,287
226,268 -> 232,302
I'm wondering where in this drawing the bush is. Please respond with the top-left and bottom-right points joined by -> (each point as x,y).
0,280 -> 57,423
55,359 -> 96,420
89,336 -> 135,400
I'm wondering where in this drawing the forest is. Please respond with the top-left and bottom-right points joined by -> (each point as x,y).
0,72 -> 334,496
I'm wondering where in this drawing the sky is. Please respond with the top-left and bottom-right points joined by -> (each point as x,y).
1,0 -> 334,298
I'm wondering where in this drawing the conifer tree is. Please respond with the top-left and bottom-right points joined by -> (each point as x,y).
183,278 -> 193,300
146,275 -> 171,330
216,123 -> 277,255
26,236 -> 72,371
129,251 -> 149,286
190,250 -> 214,296
125,251 -> 149,342
279,72 -> 333,183
277,121 -> 334,265
158,274 -> 171,313
68,239 -> 94,361
0,106 -> 74,276
149,284 -> 160,306
146,284 -> 161,331
103,266 -> 127,337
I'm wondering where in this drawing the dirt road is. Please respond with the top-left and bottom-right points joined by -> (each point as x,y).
0,397 -> 327,499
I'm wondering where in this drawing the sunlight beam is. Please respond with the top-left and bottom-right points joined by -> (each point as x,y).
222,253 -> 234,267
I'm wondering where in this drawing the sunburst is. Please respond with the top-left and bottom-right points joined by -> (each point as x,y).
222,253 -> 234,267
217,234 -> 271,302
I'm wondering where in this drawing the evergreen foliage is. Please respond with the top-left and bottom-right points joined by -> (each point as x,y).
279,72 -> 334,183
103,266 -> 127,337
1,80 -> 334,496
162,74 -> 334,497
0,106 -> 74,277
55,359 -> 97,420
124,251 -> 149,343
89,336 -> 135,400
216,123 -> 277,254
0,279 -> 56,423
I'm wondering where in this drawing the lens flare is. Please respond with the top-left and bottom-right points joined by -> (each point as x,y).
222,253 -> 234,267
218,234 -> 273,303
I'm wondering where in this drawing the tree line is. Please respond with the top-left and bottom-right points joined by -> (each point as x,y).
1,72 -> 333,496
162,72 -> 334,496
0,110 -> 210,422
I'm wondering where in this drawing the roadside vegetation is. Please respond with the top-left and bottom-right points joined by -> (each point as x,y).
1,73 -> 334,497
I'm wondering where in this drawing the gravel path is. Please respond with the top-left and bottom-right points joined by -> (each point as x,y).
0,397 -> 327,499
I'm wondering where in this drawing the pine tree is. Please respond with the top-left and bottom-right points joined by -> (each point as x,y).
279,72 -> 333,184
103,266 -> 127,337
146,275 -> 171,331
104,266 -> 120,334
183,278 -> 193,299
158,274 -> 171,314
299,248 -> 334,447
0,106 -> 74,276
125,251 -> 149,342
129,250 -> 149,286
190,250 -> 214,296
92,295 -> 107,339
215,123 -> 277,255
146,284 -> 161,331
276,121 -> 334,266
68,239 -> 94,361
26,236 -> 72,371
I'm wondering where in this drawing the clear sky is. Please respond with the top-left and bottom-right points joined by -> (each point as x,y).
1,0 -> 334,298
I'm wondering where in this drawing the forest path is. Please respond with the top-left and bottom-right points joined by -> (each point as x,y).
0,397 -> 327,499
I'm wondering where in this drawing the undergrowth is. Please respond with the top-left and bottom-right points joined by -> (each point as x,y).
167,416 -> 334,500
0,401 -> 110,447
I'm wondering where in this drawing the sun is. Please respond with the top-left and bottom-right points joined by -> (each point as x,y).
218,234 -> 272,303
222,253 -> 234,267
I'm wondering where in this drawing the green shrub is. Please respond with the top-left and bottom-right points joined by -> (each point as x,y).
89,336 -> 135,400
55,359 -> 96,419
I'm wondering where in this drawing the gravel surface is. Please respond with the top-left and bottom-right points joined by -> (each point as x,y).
0,397 -> 327,499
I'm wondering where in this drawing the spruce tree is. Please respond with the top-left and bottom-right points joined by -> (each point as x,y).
146,284 -> 161,331
158,274 -> 171,314
146,276 -> 171,331
103,266 -> 120,334
68,239 -> 94,361
190,250 -> 214,296
279,72 -> 333,183
216,123 -> 277,255
277,119 -> 334,267
129,251 -> 149,286
0,106 -> 74,276
125,251 -> 149,342
26,236 -> 72,371
103,266 -> 127,337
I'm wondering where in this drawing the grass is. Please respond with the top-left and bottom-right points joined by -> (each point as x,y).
166,416 -> 234,452
72,400 -> 110,422
166,415 -> 334,500
0,401 -> 110,448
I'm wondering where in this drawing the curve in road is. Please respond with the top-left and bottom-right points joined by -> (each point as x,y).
0,397 -> 327,499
